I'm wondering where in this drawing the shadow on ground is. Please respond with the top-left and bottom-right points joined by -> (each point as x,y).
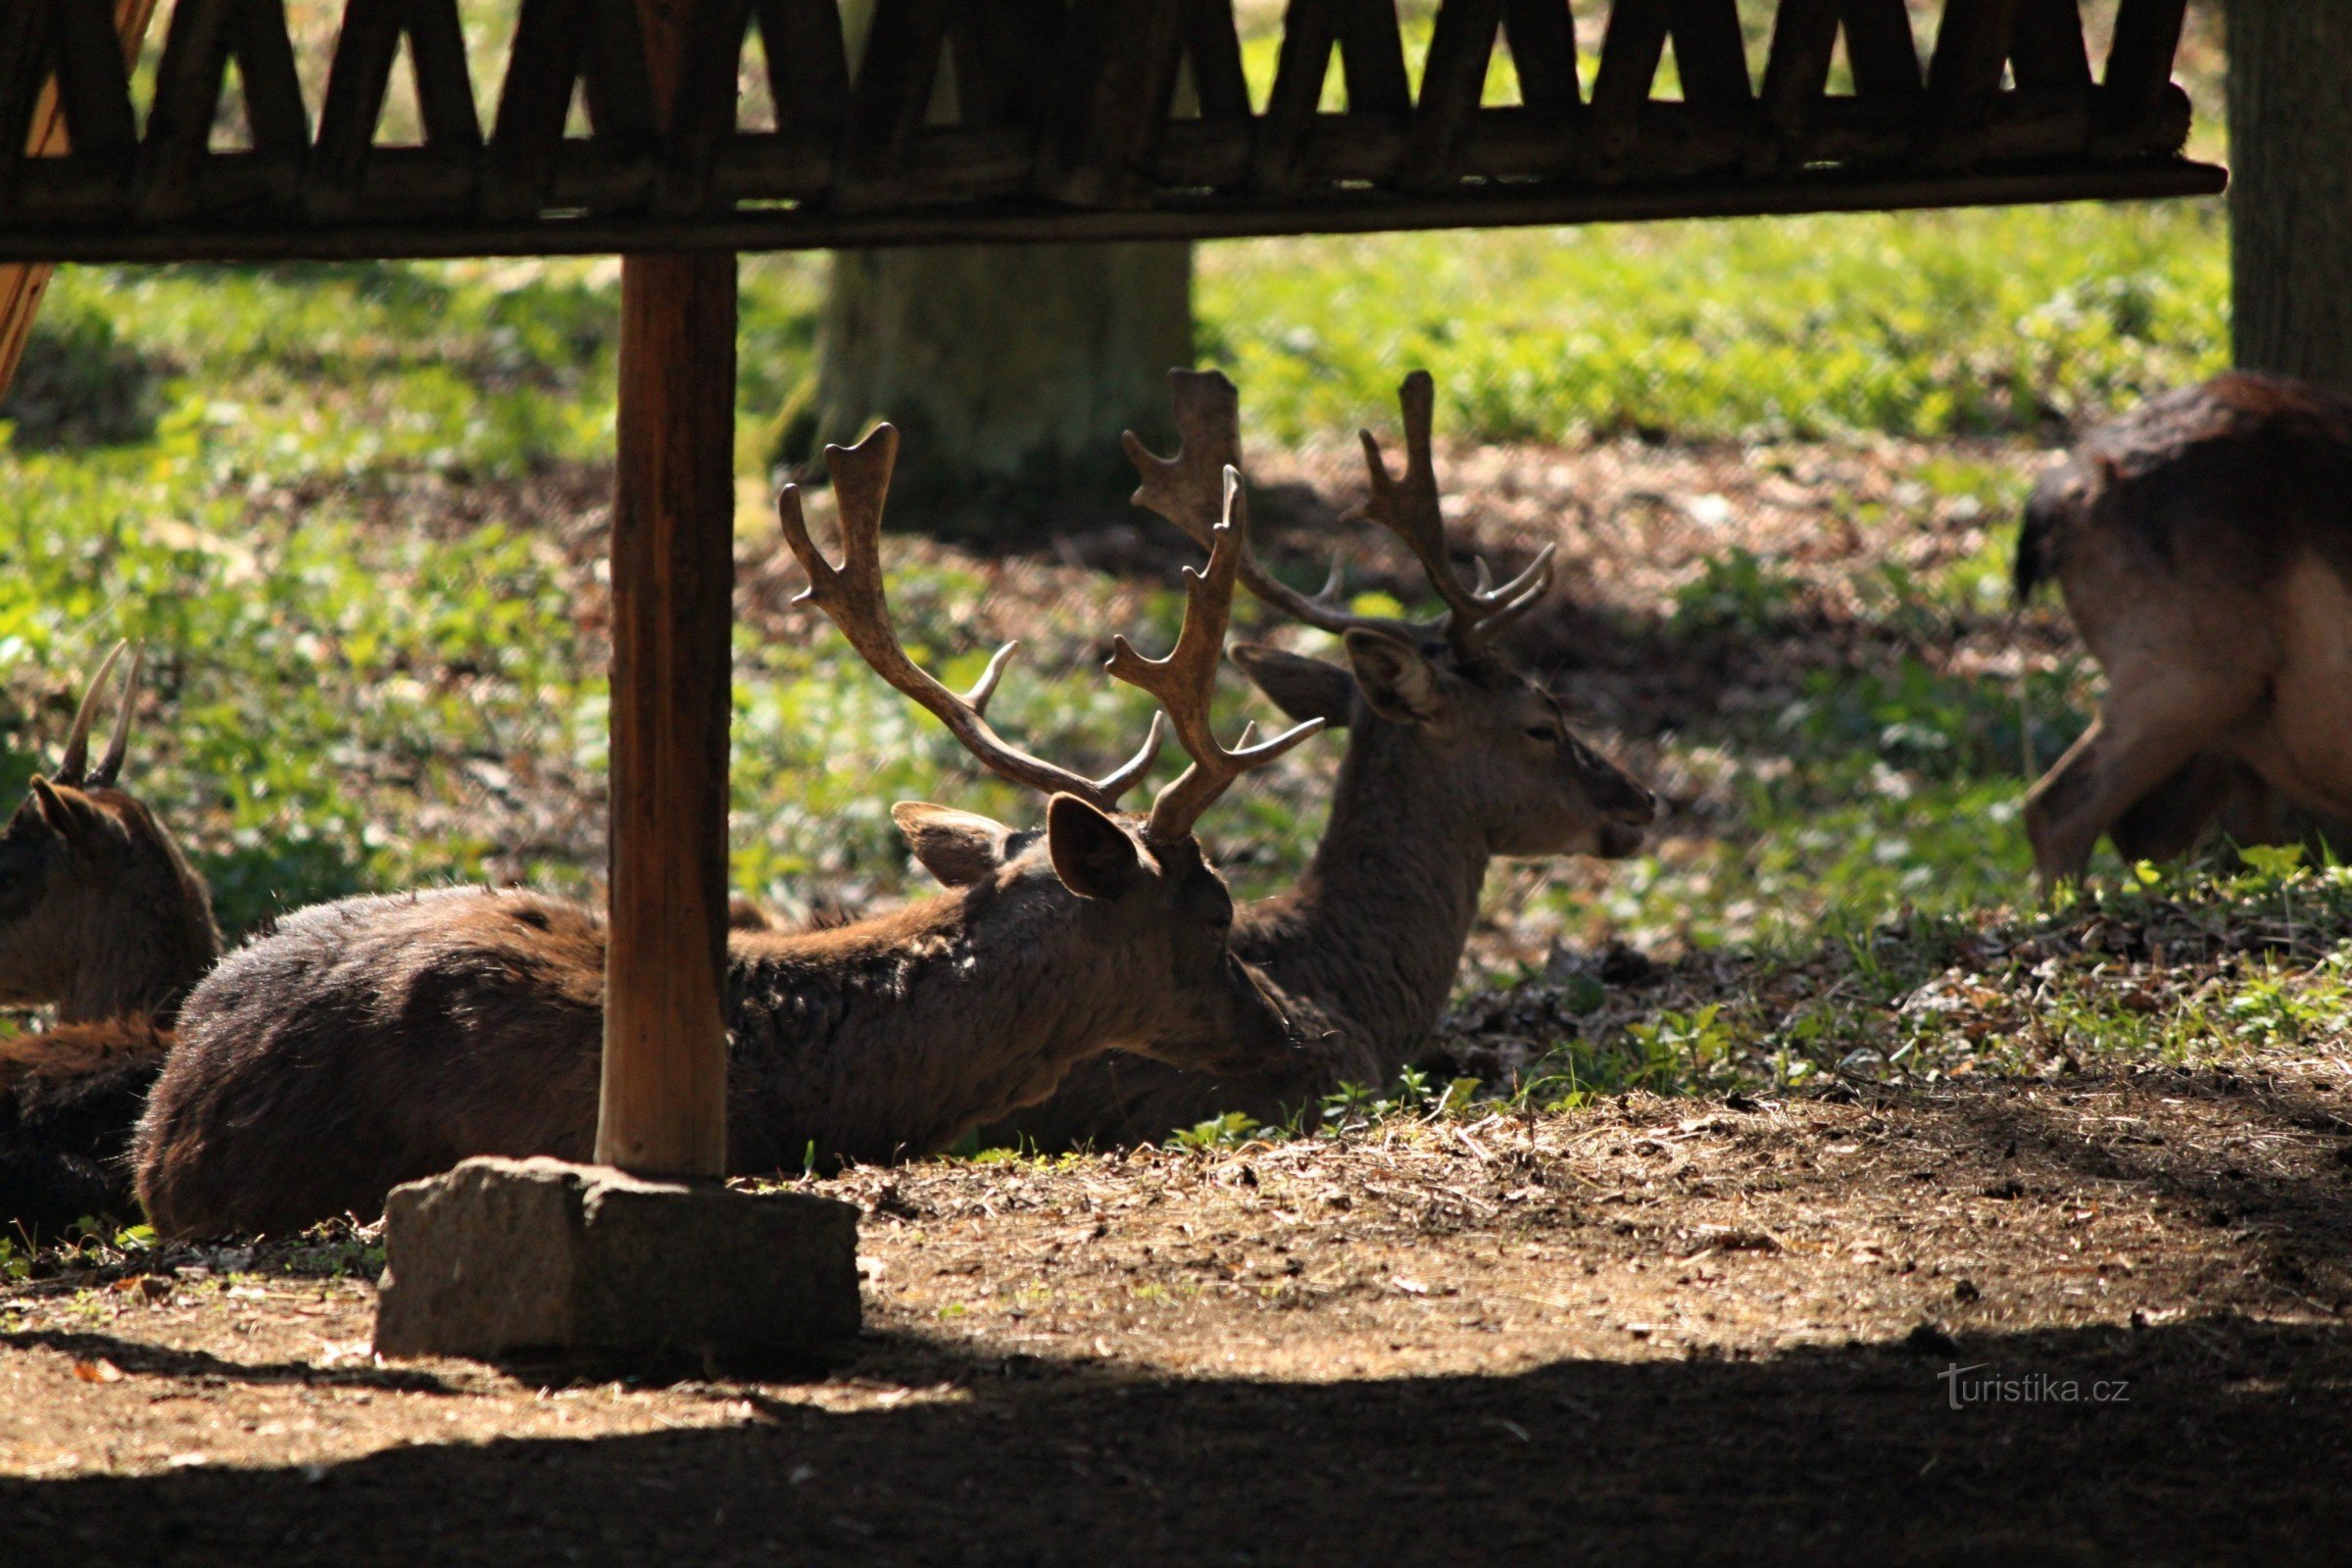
10,1312 -> 2349,1568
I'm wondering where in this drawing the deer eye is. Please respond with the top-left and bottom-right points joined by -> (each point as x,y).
1523,725 -> 1557,743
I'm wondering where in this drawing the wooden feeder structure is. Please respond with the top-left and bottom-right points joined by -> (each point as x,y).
0,0 -> 2220,1190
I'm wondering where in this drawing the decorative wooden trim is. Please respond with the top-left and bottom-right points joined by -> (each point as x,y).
0,0 -> 2220,262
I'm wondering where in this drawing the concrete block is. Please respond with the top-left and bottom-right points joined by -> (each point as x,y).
372,1156 -> 860,1360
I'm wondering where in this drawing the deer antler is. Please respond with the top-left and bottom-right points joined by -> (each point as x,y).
1106,469 -> 1325,846
778,424 -> 1163,814
1126,369 -> 1554,657
1124,370 -> 1381,640
1345,370 -> 1555,657
56,640 -> 136,787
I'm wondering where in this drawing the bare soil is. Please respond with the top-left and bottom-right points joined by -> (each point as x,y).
7,1058 -> 2350,1565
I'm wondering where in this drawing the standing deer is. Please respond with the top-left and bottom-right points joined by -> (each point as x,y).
2,643 -> 220,1235
2015,371 -> 2352,885
133,424 -> 1322,1239
991,370 -> 1656,1149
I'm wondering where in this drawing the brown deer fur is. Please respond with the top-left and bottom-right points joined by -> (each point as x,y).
134,426 -> 1317,1240
2016,372 -> 2352,884
994,634 -> 1656,1148
991,371 -> 1655,1148
1,648 -> 221,1235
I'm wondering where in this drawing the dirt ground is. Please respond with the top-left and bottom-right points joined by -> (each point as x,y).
6,1056 -> 2349,1566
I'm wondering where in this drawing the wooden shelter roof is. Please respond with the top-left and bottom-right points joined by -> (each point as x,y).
0,0 -> 2220,264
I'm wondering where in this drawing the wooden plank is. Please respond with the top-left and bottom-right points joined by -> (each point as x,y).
1179,0 -> 1252,124
757,0 -> 852,134
838,0 -> 953,193
1839,0 -> 1923,98
2095,0 -> 2186,150
1400,0 -> 1506,190
1333,0 -> 1411,116
1034,0 -> 1187,205
1918,0 -> 2023,166
1254,0 -> 1347,194
1758,0 -> 1840,150
597,0 -> 737,1183
949,0 -> 1062,130
2008,0 -> 2090,93
0,0 -> 154,407
1501,0 -> 1583,117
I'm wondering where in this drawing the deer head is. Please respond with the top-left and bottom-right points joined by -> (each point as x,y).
778,426 -> 1323,1079
1126,369 -> 1655,862
0,643 -> 220,1023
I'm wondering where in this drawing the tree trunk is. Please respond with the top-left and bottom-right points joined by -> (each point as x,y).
808,242 -> 1194,544
2227,1 -> 2352,393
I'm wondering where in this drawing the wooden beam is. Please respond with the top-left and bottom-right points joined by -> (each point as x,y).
596,0 -> 736,1182
0,157 -> 2227,263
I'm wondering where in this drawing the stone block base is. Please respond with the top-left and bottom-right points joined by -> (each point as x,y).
372,1156 -> 859,1361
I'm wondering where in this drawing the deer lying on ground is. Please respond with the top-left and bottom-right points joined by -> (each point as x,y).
2,644 -> 220,1235
2015,371 -> 2352,886
133,424 -> 1322,1240
990,370 -> 1656,1149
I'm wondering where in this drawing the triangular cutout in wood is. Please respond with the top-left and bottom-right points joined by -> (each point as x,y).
210,57 -> 257,152
483,0 -> 655,217
138,0 -> 311,216
310,0 -> 482,211
1758,0 -> 1921,156
1592,0 -> 1752,139
1255,0 -> 1411,194
1919,0 -> 2091,163
0,0 -> 143,190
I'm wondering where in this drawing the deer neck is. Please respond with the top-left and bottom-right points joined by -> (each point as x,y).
54,890 -> 220,1027
1237,721 -> 1489,1073
723,879 -> 1151,1165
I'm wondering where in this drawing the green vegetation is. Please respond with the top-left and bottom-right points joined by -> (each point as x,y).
0,184 -> 2278,1113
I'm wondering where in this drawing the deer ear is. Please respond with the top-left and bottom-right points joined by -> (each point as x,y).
24,777 -> 85,845
1046,794 -> 1144,901
1230,644 -> 1355,728
1341,630 -> 1447,726
892,803 -> 1017,887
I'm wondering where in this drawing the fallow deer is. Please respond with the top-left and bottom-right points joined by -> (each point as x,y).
2015,371 -> 2352,886
992,370 -> 1657,1149
133,423 -> 1323,1239
2,643 -> 220,1235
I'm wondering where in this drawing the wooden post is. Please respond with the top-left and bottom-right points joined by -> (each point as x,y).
595,0 -> 735,1178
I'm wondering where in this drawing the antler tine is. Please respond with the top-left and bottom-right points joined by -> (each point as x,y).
87,643 -> 143,788
1344,370 -> 1558,655
1106,468 -> 1325,846
778,424 -> 1162,813
1128,368 -> 1427,642
55,639 -> 128,786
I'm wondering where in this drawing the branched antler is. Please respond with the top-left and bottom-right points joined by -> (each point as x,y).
1126,368 -> 1554,658
1124,370 -> 1375,639
1105,468 -> 1325,845
56,640 -> 142,788
1345,370 -> 1556,656
778,424 -> 1162,814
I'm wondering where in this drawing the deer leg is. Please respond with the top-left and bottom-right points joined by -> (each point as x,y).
2026,677 -> 2249,888
2109,751 -> 2238,864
